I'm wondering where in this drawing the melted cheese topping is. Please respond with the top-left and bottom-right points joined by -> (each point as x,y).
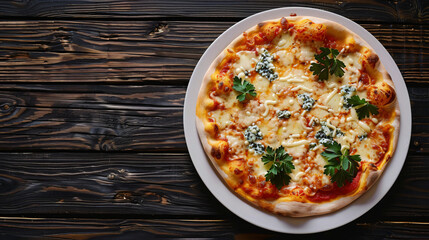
198,18 -> 397,203
233,51 -> 257,74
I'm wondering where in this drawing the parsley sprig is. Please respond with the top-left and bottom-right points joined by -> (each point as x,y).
232,76 -> 256,102
322,141 -> 361,188
261,146 -> 294,189
310,47 -> 346,81
346,95 -> 379,120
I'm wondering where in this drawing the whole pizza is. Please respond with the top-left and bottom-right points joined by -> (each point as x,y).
195,16 -> 399,217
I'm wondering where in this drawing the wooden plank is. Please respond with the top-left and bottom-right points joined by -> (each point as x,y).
0,152 -> 427,218
0,217 -> 428,239
0,0 -> 426,23
0,84 -> 185,152
0,21 -> 427,85
0,153 -> 218,216
0,84 -> 425,152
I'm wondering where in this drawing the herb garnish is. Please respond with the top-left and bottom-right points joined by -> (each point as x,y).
261,146 -> 294,189
322,141 -> 361,188
310,47 -> 346,81
346,95 -> 379,120
232,76 -> 256,102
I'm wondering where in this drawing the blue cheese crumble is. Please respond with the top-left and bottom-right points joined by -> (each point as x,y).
336,129 -> 345,137
341,85 -> 356,109
244,124 -> 264,155
255,49 -> 278,82
315,121 -> 335,145
298,93 -> 315,111
244,124 -> 262,143
277,110 -> 291,119
249,142 -> 265,155
358,133 -> 367,141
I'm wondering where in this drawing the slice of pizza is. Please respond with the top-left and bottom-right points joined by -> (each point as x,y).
195,16 -> 399,217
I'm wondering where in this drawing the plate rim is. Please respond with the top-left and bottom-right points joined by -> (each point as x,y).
183,7 -> 412,234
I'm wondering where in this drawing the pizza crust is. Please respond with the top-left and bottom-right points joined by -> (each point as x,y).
195,16 -> 400,217
273,169 -> 381,217
196,50 -> 231,181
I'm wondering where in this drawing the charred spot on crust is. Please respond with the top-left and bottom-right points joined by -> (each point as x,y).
368,85 -> 396,106
367,54 -> 379,67
213,123 -> 219,134
385,89 -> 396,105
211,147 -> 222,159
258,22 -> 266,28
291,210 -> 299,215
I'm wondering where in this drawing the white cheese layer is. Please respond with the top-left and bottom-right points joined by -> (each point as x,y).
207,30 -> 384,194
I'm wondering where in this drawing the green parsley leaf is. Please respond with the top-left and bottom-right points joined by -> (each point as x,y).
310,47 -> 346,81
346,95 -> 379,119
321,141 -> 341,160
322,141 -> 361,188
261,146 -> 294,189
232,76 -> 256,102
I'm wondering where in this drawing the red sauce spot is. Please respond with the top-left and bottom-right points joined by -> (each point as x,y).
212,100 -> 222,110
259,32 -> 269,43
290,13 -> 297,16
260,184 -> 279,200
317,81 -> 326,89
249,175 -> 256,184
219,60 -> 232,76
273,27 -> 281,37
234,168 -> 243,175
308,171 -> 362,202
324,35 -> 337,49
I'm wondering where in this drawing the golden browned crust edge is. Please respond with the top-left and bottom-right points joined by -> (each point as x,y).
195,16 -> 400,217
195,50 -> 229,181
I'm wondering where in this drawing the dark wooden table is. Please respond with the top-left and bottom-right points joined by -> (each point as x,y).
0,1 -> 427,239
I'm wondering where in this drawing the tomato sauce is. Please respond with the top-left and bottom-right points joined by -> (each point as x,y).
307,172 -> 362,203
219,59 -> 233,77
323,35 -> 338,49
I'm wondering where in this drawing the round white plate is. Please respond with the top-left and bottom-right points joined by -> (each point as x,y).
183,7 -> 412,234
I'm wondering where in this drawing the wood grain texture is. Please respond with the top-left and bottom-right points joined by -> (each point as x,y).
0,217 -> 428,239
0,1 -> 426,237
0,153 -> 219,216
0,152 -> 427,218
0,84 -> 424,152
0,21 -> 427,85
0,0 -> 427,23
0,84 -> 185,151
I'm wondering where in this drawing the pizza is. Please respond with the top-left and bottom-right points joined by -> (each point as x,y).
195,15 -> 399,217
